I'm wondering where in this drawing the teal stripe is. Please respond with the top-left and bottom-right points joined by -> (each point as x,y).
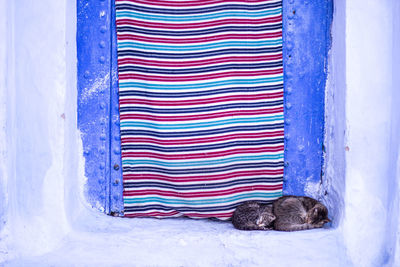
122,153 -> 284,167
118,40 -> 282,51
116,8 -> 282,22
121,115 -> 284,130
124,192 -> 283,205
119,76 -> 283,91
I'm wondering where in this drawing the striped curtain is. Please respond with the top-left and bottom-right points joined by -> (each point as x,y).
116,0 -> 284,220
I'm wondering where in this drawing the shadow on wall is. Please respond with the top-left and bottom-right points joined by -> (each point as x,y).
321,0 -> 346,228
0,177 -> 5,232
387,0 -> 400,264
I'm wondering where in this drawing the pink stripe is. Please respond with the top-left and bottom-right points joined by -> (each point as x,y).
124,211 -> 180,217
183,214 -> 233,220
122,131 -> 283,145
119,92 -> 283,106
116,0 -> 273,7
122,146 -> 284,160
120,107 -> 283,121
117,16 -> 282,29
124,211 -> 232,219
117,32 -> 282,44
183,212 -> 233,219
118,55 -> 282,67
124,185 -> 282,198
123,169 -> 283,183
119,69 -> 283,82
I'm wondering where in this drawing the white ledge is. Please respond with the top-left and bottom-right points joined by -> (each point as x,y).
6,212 -> 349,267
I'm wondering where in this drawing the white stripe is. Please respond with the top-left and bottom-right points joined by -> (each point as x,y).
115,12 -> 282,25
119,74 -> 283,88
117,51 -> 282,64
124,177 -> 283,187
120,121 -> 284,134
121,127 -> 283,142
123,149 -> 283,160
116,0 -> 282,10
117,44 -> 282,55
117,29 -> 282,40
120,111 -> 282,123
122,169 -> 283,180
118,81 -> 283,94
122,166 -> 284,177
121,142 -> 284,154
119,89 -> 282,101
116,37 -> 282,49
119,99 -> 283,111
118,67 -> 282,78
121,141 -> 282,149
116,28 -> 282,40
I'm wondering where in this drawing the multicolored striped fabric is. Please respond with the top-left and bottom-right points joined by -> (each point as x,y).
116,0 -> 284,220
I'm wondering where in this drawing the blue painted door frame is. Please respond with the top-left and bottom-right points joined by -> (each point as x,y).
77,0 -> 333,215
282,1 -> 333,194
77,0 -> 123,214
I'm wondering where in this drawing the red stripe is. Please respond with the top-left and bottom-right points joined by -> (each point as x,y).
117,32 -> 282,44
117,16 -> 282,29
118,55 -> 282,67
123,169 -> 283,183
124,185 -> 282,198
122,131 -> 283,145
119,69 -> 283,82
124,211 -> 180,217
120,107 -> 283,121
122,145 -> 284,160
116,0 -> 274,7
183,212 -> 233,219
122,146 -> 284,160
124,211 -> 232,219
119,92 -> 283,107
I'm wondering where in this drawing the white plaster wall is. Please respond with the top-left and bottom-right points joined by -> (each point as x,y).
0,0 -> 399,266
0,0 -> 81,258
0,0 -> 12,259
389,0 -> 400,265
340,0 -> 400,265
0,0 -> 8,234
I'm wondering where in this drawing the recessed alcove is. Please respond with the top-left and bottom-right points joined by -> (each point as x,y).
77,0 -> 336,221
2,0 -> 400,266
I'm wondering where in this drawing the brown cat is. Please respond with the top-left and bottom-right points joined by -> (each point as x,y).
272,195 -> 330,231
232,201 -> 276,230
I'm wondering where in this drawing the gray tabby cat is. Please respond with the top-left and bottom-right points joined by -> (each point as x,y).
232,201 -> 276,230
273,195 -> 330,231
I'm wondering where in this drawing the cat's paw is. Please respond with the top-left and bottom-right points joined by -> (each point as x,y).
314,221 -> 326,228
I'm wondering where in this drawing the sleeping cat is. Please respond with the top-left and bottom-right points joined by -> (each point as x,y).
232,201 -> 276,230
272,195 -> 330,231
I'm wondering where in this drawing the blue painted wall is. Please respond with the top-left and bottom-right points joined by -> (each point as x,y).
77,0 -> 333,214
77,0 -> 123,215
282,0 -> 333,195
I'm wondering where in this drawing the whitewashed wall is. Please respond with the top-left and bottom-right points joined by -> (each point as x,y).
0,0 -> 399,265
339,0 -> 400,265
0,0 -> 82,258
0,0 -> 8,237
392,1 -> 400,264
